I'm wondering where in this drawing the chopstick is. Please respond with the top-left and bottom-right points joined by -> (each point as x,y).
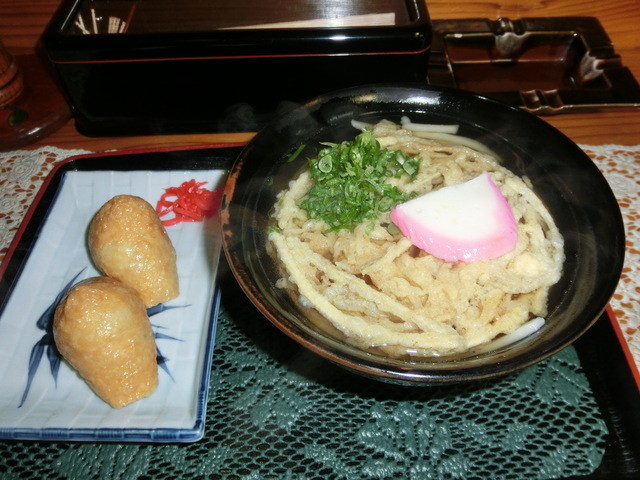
74,3 -> 135,35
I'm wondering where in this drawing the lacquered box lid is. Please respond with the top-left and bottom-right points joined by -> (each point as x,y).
44,0 -> 431,62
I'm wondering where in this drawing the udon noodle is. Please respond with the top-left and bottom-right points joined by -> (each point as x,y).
269,120 -> 564,357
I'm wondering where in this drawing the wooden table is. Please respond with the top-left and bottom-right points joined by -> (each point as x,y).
1,0 -> 639,150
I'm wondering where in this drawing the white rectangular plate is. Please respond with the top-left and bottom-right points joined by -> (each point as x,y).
0,160 -> 226,442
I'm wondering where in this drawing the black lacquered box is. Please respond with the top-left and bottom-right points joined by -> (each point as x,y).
42,0 -> 432,136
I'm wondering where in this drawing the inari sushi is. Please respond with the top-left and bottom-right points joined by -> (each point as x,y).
53,276 -> 158,408
88,194 -> 179,308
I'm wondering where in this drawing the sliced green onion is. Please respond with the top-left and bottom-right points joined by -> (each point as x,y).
298,128 -> 420,231
318,155 -> 333,173
287,144 -> 306,163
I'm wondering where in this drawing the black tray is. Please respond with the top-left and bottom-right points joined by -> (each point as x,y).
0,145 -> 637,480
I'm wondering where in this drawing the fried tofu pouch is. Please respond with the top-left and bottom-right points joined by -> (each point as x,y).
88,194 -> 179,308
53,276 -> 158,408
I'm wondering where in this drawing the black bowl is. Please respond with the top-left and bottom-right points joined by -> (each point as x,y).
220,84 -> 625,384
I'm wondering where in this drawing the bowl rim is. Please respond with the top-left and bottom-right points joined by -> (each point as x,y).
220,83 -> 626,384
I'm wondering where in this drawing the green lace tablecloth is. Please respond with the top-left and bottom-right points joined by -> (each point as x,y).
0,275 -> 610,480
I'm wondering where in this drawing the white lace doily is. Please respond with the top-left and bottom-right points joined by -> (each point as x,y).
0,144 -> 638,371
579,144 -> 640,367
0,146 -> 90,252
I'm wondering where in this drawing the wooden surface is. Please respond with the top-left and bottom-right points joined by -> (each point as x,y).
1,0 -> 639,151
